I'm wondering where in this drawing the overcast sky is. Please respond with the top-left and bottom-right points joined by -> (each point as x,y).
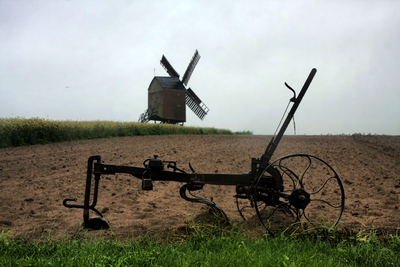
1,0 -> 399,135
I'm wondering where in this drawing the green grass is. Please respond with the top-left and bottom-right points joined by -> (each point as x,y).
0,117 -> 252,148
1,228 -> 400,267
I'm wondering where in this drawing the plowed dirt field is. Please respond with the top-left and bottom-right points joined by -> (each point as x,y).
1,135 -> 399,240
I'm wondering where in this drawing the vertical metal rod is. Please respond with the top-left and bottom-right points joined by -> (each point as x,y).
83,155 -> 101,224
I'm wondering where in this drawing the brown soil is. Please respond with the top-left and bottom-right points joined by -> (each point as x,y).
1,135 -> 400,240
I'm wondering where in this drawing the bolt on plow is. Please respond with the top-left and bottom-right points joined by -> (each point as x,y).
63,68 -> 345,234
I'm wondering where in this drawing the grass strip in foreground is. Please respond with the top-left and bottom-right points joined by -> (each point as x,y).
1,229 -> 399,267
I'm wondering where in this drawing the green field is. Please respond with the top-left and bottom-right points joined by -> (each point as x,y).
0,117 -> 251,148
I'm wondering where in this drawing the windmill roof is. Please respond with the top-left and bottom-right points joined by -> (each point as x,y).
155,76 -> 186,90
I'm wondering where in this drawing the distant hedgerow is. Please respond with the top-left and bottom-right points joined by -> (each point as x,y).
0,117 -> 251,148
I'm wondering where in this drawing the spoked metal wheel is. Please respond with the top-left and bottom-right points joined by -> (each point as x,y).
254,154 -> 345,232
235,167 -> 283,223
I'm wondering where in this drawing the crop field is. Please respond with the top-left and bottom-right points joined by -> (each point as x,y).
0,117 -> 248,148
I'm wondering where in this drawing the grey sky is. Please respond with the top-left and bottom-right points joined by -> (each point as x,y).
1,0 -> 399,134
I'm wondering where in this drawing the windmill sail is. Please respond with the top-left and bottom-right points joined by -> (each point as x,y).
182,50 -> 200,86
160,55 -> 180,78
185,88 -> 209,120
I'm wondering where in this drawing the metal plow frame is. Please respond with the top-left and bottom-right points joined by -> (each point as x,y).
63,68 -> 345,234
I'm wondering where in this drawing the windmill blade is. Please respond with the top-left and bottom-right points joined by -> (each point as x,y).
185,88 -> 209,120
182,50 -> 200,86
160,55 -> 180,78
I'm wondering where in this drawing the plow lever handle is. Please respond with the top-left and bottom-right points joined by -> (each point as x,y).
285,82 -> 297,102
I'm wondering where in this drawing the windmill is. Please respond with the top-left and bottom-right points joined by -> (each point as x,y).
139,50 -> 209,124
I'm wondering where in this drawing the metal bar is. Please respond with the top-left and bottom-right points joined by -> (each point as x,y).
83,155 -> 101,223
258,68 -> 317,175
93,162 -> 252,186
